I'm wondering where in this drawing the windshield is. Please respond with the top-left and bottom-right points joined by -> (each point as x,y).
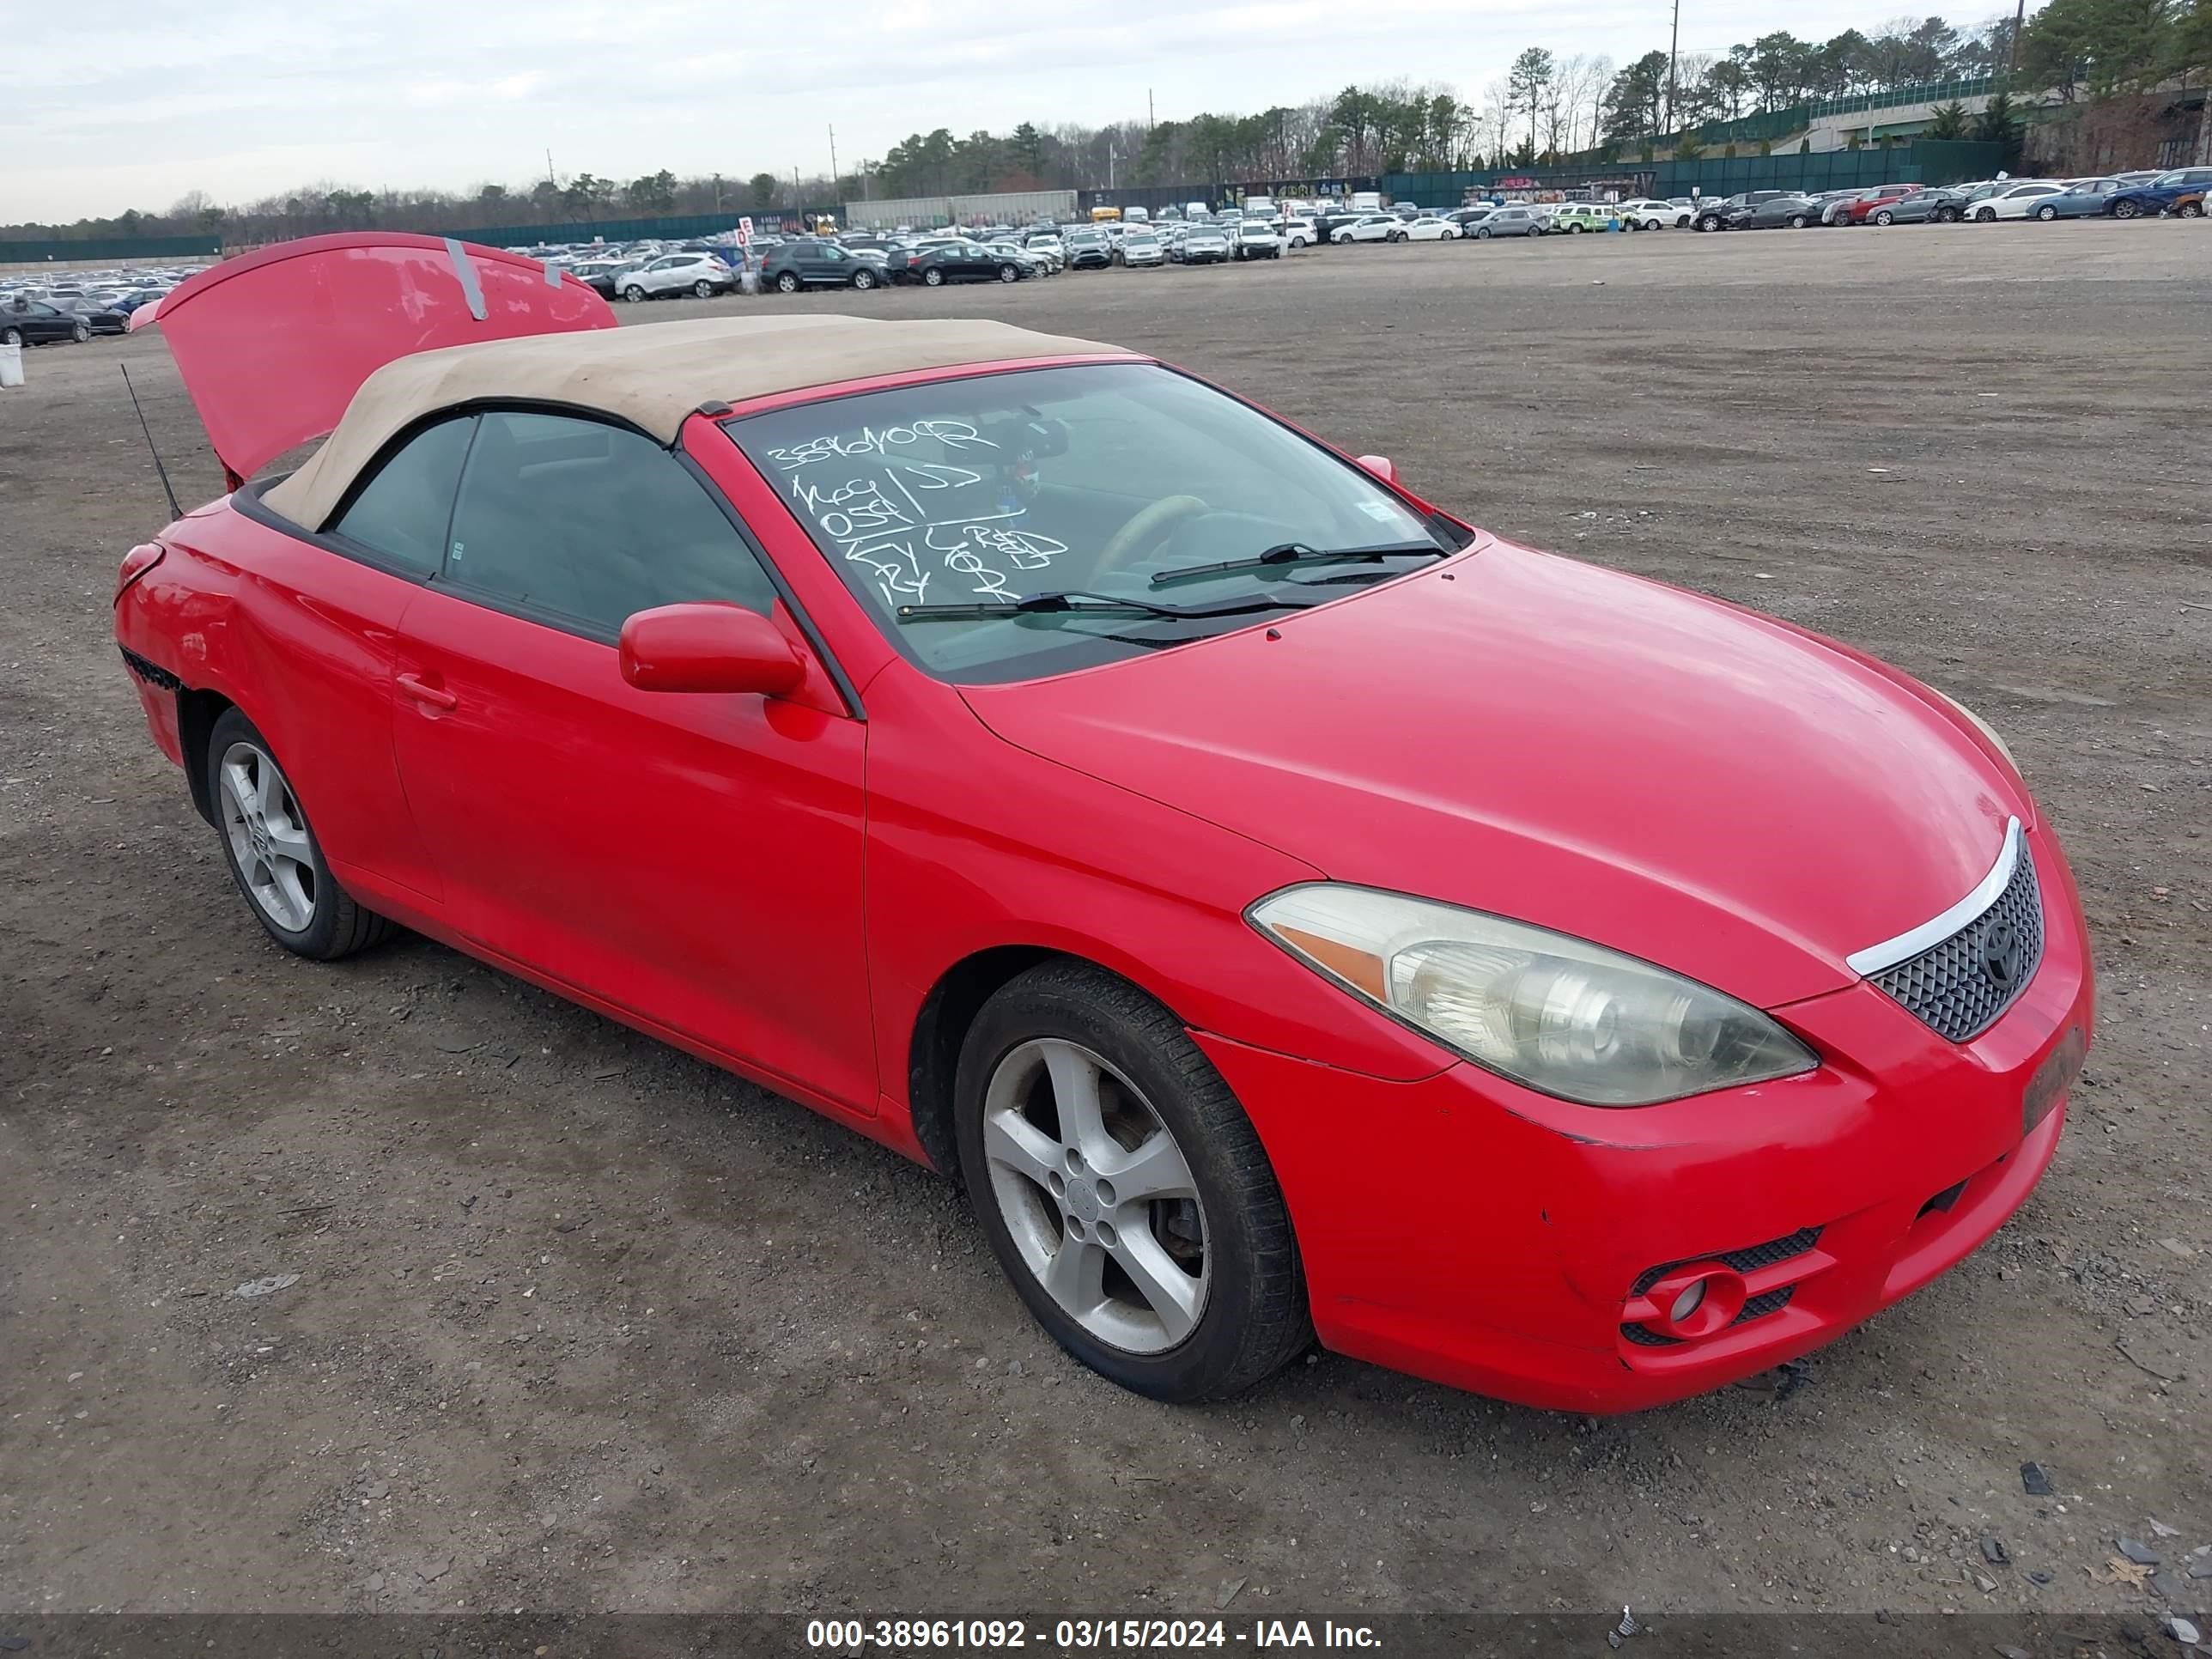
720,362 -> 1443,685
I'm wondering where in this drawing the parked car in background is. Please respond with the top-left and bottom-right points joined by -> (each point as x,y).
1332,214 -> 1401,244
2172,190 -> 2206,218
1234,222 -> 1281,260
618,251 -> 735,301
1062,229 -> 1115,270
1692,191 -> 1794,231
55,298 -> 131,335
1698,193 -> 1820,231
1119,232 -> 1167,267
983,240 -> 1052,276
1617,198 -> 1689,229
1281,218 -> 1318,248
760,240 -> 882,293
1470,204 -> 1550,238
1828,185 -> 1916,224
1,298 -> 92,346
1547,203 -> 1620,233
1179,227 -> 1232,264
1966,182 -> 2066,221
2101,167 -> 2212,217
2033,179 -> 2129,219
1864,188 -> 1964,225
572,259 -> 640,298
896,242 -> 1026,285
1403,216 -> 1463,241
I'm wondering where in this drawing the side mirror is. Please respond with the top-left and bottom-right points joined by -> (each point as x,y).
1356,454 -> 1398,486
619,602 -> 805,696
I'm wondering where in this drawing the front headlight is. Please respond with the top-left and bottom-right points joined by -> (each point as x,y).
1249,885 -> 1818,1107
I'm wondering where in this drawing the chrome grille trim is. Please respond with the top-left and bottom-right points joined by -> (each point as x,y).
1845,817 -> 2024,977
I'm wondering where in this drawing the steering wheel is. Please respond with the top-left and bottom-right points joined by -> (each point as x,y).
1093,495 -> 1209,579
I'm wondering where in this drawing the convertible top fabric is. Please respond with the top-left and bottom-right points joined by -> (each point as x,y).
262,314 -> 1134,528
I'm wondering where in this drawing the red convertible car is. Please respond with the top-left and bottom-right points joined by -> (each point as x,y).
116,234 -> 2092,1410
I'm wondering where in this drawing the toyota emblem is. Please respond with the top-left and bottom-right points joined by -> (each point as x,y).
1981,921 -> 2023,989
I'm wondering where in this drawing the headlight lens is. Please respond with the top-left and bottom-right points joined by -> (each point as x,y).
1249,885 -> 1818,1107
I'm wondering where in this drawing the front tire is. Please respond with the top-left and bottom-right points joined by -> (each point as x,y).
1872,209 -> 1895,226
2112,198 -> 2141,219
623,284 -> 647,301
1474,227 -> 1492,239
206,709 -> 392,960
954,961 -> 1310,1403
72,320 -> 92,343
1788,214 -> 1810,228
2035,204 -> 2057,221
3,326 -> 21,347
998,264 -> 1018,283
2179,200 -> 2204,218
1975,206 -> 1997,222
1696,216 -> 1723,233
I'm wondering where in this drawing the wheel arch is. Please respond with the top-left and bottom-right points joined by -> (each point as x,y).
177,686 -> 239,826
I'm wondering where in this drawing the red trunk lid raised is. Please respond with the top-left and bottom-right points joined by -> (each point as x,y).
132,233 -> 617,485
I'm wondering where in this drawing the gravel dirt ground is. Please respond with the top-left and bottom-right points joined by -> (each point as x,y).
3,223 -> 2208,1622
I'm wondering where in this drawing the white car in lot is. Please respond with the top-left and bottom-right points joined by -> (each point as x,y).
1281,218 -> 1318,248
1968,181 -> 2067,221
617,251 -> 735,301
1403,216 -> 1462,241
1121,232 -> 1167,267
1233,221 -> 1281,260
1331,214 -> 1401,244
1618,198 -> 1689,229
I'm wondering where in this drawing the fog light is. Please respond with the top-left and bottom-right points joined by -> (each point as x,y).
1669,1279 -> 1707,1324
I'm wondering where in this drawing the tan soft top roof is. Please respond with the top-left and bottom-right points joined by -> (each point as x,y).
263,314 -> 1133,527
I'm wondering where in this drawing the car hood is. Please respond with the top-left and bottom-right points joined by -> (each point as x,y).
960,540 -> 2027,1009
131,233 -> 615,483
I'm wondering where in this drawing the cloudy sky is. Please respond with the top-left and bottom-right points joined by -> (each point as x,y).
16,0 -> 1923,222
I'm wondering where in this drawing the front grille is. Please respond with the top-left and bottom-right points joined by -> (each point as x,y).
1872,847 -> 2045,1042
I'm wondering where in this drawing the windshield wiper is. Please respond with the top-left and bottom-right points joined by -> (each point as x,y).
895,589 -> 1321,623
1148,540 -> 1445,587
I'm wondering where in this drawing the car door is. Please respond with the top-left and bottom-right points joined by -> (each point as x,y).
388,408 -> 876,1109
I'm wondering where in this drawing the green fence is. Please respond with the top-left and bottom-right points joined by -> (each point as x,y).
0,234 -> 222,263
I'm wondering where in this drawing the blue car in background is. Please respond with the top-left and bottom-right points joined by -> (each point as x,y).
2101,166 -> 2212,217
2035,179 -> 2129,218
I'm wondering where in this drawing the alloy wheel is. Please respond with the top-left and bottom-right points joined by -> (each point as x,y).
218,741 -> 316,933
981,1038 -> 1209,1354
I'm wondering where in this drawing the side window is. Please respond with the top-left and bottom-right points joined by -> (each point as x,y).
441,411 -> 778,636
330,416 -> 476,575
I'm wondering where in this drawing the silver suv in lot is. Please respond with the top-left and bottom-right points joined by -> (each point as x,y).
617,252 -> 736,301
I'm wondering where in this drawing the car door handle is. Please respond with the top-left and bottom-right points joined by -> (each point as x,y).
396,672 -> 458,711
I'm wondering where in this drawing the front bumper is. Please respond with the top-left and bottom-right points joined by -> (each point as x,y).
1195,822 -> 2094,1413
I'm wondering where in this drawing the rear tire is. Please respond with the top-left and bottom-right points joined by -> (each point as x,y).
3,326 -> 21,347
693,279 -> 715,297
852,268 -> 878,289
205,708 -> 392,961
923,266 -> 945,286
953,960 -> 1311,1404
775,271 -> 801,294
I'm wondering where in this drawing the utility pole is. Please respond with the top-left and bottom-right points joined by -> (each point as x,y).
545,149 -> 557,192
2003,0 -> 2024,77
1108,139 -> 1118,190
1149,88 -> 1156,130
712,171 -> 723,211
1665,0 -> 1682,132
829,124 -> 840,187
